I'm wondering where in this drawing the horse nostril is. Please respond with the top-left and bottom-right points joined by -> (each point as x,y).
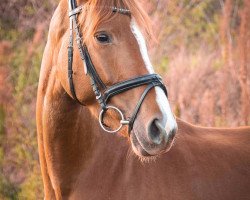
148,119 -> 166,145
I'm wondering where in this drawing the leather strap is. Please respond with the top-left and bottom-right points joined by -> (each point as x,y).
103,73 -> 168,132
68,0 -> 83,105
83,45 -> 106,90
128,83 -> 156,132
103,74 -> 167,102
68,46 -> 84,105
68,0 -> 106,105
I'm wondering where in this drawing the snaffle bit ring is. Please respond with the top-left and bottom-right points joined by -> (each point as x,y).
99,105 -> 129,133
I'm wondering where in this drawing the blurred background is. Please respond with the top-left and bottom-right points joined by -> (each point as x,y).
0,0 -> 249,199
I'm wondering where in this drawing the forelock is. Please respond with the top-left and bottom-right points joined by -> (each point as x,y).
78,0 -> 153,42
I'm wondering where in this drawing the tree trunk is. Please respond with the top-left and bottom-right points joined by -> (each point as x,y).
238,0 -> 250,125
219,0 -> 233,125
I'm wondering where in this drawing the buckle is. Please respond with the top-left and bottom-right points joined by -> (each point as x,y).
69,6 -> 83,17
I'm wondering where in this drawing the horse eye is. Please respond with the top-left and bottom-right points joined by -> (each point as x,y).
95,33 -> 111,44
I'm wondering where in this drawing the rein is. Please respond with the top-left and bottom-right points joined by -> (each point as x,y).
67,0 -> 168,133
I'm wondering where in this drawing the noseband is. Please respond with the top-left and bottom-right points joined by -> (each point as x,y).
68,0 -> 168,133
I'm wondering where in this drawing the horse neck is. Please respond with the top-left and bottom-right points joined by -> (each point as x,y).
37,0 -> 100,161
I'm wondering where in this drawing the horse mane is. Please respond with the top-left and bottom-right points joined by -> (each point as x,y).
78,0 -> 153,42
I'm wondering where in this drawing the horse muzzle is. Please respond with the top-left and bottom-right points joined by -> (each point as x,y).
131,118 -> 177,157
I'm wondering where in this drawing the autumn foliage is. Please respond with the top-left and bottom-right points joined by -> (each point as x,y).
0,0 -> 249,199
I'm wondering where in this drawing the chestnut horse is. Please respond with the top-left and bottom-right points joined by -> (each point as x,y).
37,0 -> 250,199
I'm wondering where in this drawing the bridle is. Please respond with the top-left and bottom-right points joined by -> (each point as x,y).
68,0 -> 168,133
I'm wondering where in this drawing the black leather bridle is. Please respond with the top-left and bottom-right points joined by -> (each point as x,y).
68,0 -> 168,133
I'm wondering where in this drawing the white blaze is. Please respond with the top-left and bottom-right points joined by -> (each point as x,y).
130,19 -> 177,132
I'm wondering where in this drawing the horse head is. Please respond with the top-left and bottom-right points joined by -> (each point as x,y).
57,0 -> 177,158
